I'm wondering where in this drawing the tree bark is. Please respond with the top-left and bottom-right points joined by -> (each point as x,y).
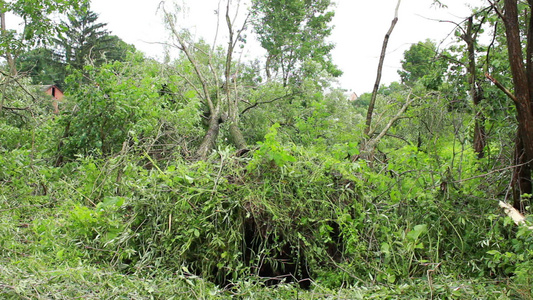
196,110 -> 222,159
502,0 -> 533,210
473,118 -> 486,158
511,133 -> 533,211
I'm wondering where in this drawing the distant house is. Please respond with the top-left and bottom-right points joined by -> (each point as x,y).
37,85 -> 64,114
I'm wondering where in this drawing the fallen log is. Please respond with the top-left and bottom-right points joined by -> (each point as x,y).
499,201 -> 533,230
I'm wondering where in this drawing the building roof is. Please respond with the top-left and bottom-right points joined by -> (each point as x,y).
34,84 -> 62,92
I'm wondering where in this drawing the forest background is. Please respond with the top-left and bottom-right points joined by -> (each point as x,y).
1,0 -> 533,299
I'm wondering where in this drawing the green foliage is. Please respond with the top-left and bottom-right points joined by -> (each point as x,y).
0,0 -> 89,61
2,135 -> 522,298
3,2 -> 533,298
59,60 -> 155,156
249,123 -> 296,169
250,0 -> 341,85
486,222 -> 533,297
57,53 -> 202,159
398,39 -> 447,90
56,6 -> 134,71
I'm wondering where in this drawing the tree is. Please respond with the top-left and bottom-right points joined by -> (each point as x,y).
398,39 -> 446,90
363,0 -> 401,139
489,0 -> 533,211
56,54 -> 166,159
457,14 -> 488,158
250,0 -> 341,86
56,7 -> 133,70
15,7 -> 134,88
0,0 -> 88,75
162,1 -> 248,159
0,9 -> 17,75
16,47 -> 67,87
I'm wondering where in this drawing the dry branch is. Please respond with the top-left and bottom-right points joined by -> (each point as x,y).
364,0 -> 401,136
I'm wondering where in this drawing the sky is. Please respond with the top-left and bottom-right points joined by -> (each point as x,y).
9,0 -> 486,94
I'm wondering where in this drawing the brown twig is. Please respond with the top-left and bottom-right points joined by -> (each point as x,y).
240,92 -> 300,115
2,106 -> 31,111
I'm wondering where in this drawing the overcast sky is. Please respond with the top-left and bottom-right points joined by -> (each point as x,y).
14,0 -> 481,94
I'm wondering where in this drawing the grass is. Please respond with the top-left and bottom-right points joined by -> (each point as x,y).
0,148 -> 530,299
0,257 -> 516,299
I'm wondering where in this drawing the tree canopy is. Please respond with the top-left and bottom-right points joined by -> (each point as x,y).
0,0 -> 89,74
398,39 -> 446,90
250,0 -> 342,85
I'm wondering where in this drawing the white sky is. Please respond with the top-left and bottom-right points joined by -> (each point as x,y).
8,0 -> 486,94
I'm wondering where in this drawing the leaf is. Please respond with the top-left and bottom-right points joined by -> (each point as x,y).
407,224 -> 428,241
184,90 -> 196,99
387,274 -> 396,284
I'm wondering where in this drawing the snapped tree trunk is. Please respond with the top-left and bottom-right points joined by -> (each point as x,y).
364,0 -> 401,136
499,201 -> 533,229
229,121 -> 246,149
165,1 -> 248,159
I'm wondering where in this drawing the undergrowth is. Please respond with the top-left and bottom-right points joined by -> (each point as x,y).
1,135 -> 532,298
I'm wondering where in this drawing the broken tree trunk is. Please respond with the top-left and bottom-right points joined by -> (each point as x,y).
499,201 -> 533,230
364,0 -> 401,136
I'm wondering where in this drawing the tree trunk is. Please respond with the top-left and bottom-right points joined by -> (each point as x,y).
196,111 -> 222,159
463,16 -> 486,158
229,121 -> 246,149
224,2 -> 247,151
0,12 -> 17,76
364,0 -> 401,136
473,118 -> 486,158
512,133 -> 533,211
502,0 -> 533,211
265,55 -> 272,81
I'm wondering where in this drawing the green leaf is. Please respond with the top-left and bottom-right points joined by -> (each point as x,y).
407,224 -> 428,241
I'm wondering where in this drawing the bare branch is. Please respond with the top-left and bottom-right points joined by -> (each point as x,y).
2,106 -> 32,111
0,70 -> 37,102
240,92 -> 300,115
367,91 -> 414,149
485,73 -> 518,103
364,0 -> 401,136
487,0 -> 505,20
453,158 -> 533,184
161,5 -> 216,113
